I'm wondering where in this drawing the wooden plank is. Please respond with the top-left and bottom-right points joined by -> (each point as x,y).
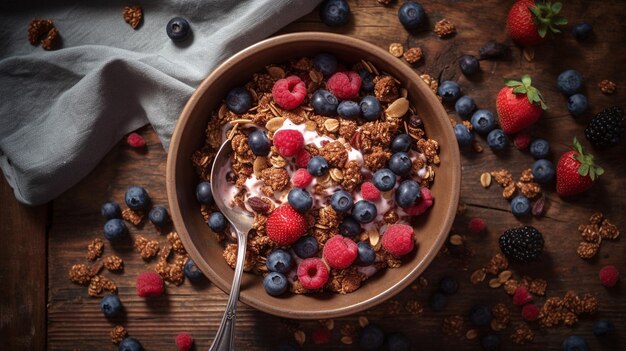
0,176 -> 48,350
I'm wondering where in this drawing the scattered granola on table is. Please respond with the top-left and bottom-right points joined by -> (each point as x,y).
28,19 -> 59,50
123,5 -> 143,29
403,47 -> 423,64
434,19 -> 456,38
598,79 -> 616,94
388,43 -> 404,57
87,238 -> 104,261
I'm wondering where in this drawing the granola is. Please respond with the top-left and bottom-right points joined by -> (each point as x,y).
87,238 -> 104,261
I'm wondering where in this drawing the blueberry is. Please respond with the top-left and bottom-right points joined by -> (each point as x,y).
313,52 -> 338,76
529,138 -> 550,159
455,96 -> 476,119
511,195 -> 531,217
359,324 -> 385,351
339,216 -> 361,237
337,100 -> 361,118
195,181 -> 214,205
319,0 -> 350,27
101,201 -> 121,220
397,1 -> 426,29
486,129 -> 508,151
459,55 -> 480,76
562,335 -> 589,351
356,241 -> 376,266
288,188 -> 313,213
471,109 -> 496,135
248,130 -> 271,156
208,212 -> 227,233
592,319 -> 615,337
531,159 -> 555,184
352,200 -> 377,224
293,236 -> 319,259
263,272 -> 288,296
481,334 -> 502,351
104,219 -> 128,242
557,69 -> 584,96
266,249 -> 294,273
386,333 -> 410,351
395,179 -> 420,208
311,89 -> 339,116
439,276 -> 459,295
572,22 -> 593,41
437,81 -> 462,103
119,337 -> 142,351
226,87 -> 252,114
307,156 -> 329,177
391,134 -> 412,153
360,95 -> 382,121
567,94 -> 588,117
372,168 -> 397,191
389,152 -> 412,176
358,69 -> 375,93
100,294 -> 123,318
148,206 -> 169,227
454,124 -> 474,148
331,190 -> 353,213
166,17 -> 190,42
429,292 -> 448,311
469,304 -> 492,326
183,258 -> 206,282
125,186 -> 150,211
278,340 -> 301,351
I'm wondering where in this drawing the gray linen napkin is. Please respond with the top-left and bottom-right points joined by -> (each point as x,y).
0,0 -> 321,205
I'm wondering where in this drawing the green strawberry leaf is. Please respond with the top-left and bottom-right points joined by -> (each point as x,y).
589,167 -> 596,181
522,75 -> 532,87
513,87 -> 527,94
573,137 -> 583,154
504,79 -> 523,87
578,164 -> 590,177
552,2 -> 562,13
554,16 -> 568,25
596,166 -> 605,176
538,25 -> 548,38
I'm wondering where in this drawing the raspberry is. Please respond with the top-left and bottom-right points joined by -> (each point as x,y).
266,205 -> 308,245
381,224 -> 415,257
136,271 -> 164,297
513,133 -> 531,150
521,304 -> 539,321
327,71 -> 362,99
323,235 -> 358,269
361,181 -> 381,201
294,148 -> 311,168
468,217 -> 486,234
512,286 -> 532,306
291,168 -> 313,188
599,265 -> 619,288
312,327 -> 331,344
127,132 -> 146,148
175,333 -> 194,351
273,129 -> 304,157
272,75 -> 307,110
297,257 -> 329,289
403,187 -> 434,216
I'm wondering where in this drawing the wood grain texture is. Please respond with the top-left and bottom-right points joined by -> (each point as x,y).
43,0 -> 626,350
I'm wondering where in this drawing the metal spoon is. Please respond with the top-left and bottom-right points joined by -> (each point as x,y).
209,140 -> 254,351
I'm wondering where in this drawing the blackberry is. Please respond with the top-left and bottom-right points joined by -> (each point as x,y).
585,106 -> 624,147
499,226 -> 544,262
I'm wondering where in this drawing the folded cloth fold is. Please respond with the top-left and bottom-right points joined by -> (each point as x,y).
0,0 -> 320,205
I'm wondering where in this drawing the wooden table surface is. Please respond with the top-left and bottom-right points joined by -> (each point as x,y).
1,0 -> 625,350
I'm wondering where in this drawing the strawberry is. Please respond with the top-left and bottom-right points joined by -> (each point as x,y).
556,137 -> 604,197
496,75 -> 547,134
506,0 -> 567,47
266,204 -> 308,245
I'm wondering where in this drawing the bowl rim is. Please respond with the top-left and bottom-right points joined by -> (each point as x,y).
167,32 -> 460,319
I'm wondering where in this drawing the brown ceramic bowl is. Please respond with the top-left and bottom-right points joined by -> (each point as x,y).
167,32 -> 460,319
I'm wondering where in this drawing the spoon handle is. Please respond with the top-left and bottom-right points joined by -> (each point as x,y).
209,231 -> 247,351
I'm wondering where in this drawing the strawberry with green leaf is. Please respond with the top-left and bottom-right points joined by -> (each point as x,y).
496,74 -> 547,134
507,0 -> 568,47
556,137 -> 604,197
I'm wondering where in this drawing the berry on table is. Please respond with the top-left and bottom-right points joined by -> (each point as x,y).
313,52 -> 338,76
266,249 -> 294,274
522,303 -> 540,321
437,80 -> 462,103
454,124 -> 474,148
530,138 -> 550,159
486,128 -> 508,151
360,181 -> 381,201
272,75 -> 307,110
101,201 -> 121,220
481,334 -> 501,351
562,335 -> 589,351
208,212 -> 227,233
439,276 -> 459,295
455,95 -> 476,119
359,95 -> 382,121
297,257 -> 329,289
397,1 -> 426,29
506,0 -> 566,47
572,22 -> 593,40
312,327 -> 331,344
592,319 -> 615,337
469,304 -> 492,326
148,206 -> 169,227
266,205 -> 308,245
386,333 -> 410,351
337,100 -> 361,118
136,271 -> 164,297
126,132 -> 146,148
389,152 -> 412,176
513,133 -> 531,150
331,189 -> 353,213
319,0 -> 350,27
291,168 -> 313,188
496,74 -> 547,134
381,223 -> 415,256
125,186 -> 150,211
459,55 -> 480,76
557,69 -> 584,96
248,130 -> 271,156
511,195 -> 531,217
307,156 -> 329,176
429,292 -> 448,311
225,87 -> 252,114
263,272 -> 289,296
599,265 -> 619,288
359,324 -> 385,351
100,294 -> 123,318
585,106 -> 624,148
468,217 -> 486,234
391,133 -> 412,153
499,226 -> 544,262
395,180 -> 421,208
556,138 -> 604,197
531,159 -> 555,184
166,17 -> 191,42
119,337 -> 142,351
195,181 -> 214,205
175,333 -> 194,351
567,94 -> 588,117
293,236 -> 319,259
327,71 -> 361,99
356,241 -> 376,266
471,109 -> 496,135
339,216 -> 361,238
351,200 -> 378,224
323,235 -> 358,269
372,168 -> 397,191
311,89 -> 339,116
183,258 -> 206,282
287,188 -> 313,213
104,218 -> 128,242
273,129 -> 304,157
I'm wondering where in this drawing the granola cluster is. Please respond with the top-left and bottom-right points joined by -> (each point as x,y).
484,168 -> 545,215
27,19 -> 59,50
576,212 -> 620,259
